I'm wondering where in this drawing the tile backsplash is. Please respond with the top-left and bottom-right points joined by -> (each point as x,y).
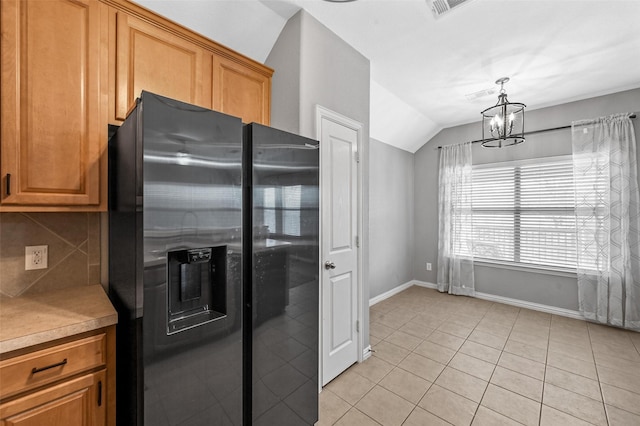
0,213 -> 101,298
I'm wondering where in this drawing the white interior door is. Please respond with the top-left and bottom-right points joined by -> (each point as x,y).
317,106 -> 362,386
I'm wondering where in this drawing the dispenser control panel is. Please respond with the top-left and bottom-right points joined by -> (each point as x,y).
187,248 -> 212,263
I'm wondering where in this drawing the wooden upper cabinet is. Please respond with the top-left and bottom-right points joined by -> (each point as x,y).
1,0 -> 272,211
114,13 -> 212,121
111,0 -> 272,125
0,0 -> 108,209
212,55 -> 271,125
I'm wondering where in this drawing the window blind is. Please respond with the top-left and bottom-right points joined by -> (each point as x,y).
469,156 -> 583,270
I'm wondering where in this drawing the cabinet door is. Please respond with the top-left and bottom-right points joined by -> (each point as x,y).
212,55 -> 271,125
115,13 -> 211,122
0,0 -> 107,208
0,370 -> 106,426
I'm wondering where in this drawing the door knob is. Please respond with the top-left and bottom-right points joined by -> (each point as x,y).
324,261 -> 336,270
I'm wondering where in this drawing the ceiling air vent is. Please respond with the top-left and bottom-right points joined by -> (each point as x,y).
427,0 -> 475,19
465,87 -> 497,102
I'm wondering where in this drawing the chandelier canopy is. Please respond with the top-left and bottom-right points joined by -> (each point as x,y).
481,77 -> 526,148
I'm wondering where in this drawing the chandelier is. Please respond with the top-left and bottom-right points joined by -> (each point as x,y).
481,77 -> 526,148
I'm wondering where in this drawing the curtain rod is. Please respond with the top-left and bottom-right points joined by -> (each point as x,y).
436,113 -> 636,149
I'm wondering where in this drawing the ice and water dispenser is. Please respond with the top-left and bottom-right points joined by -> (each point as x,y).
166,246 -> 227,334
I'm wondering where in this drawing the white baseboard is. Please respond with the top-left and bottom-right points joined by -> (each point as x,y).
362,345 -> 372,361
369,280 -> 415,306
376,280 -> 583,321
369,280 -> 437,306
474,291 -> 583,320
413,280 -> 438,290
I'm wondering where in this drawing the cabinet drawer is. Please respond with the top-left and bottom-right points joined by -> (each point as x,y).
0,334 -> 106,399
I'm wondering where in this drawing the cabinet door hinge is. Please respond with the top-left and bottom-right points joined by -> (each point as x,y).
355,236 -> 360,248
356,320 -> 360,332
354,151 -> 360,163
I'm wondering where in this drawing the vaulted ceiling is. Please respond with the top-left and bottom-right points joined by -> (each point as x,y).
137,0 -> 640,152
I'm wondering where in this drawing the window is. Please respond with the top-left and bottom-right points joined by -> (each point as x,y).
469,156 -> 580,270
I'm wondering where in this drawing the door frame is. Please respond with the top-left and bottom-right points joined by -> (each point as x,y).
315,104 -> 364,388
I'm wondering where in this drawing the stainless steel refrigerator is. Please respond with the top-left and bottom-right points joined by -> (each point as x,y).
109,92 -> 319,426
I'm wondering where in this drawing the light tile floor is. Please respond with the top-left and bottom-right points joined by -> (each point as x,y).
318,286 -> 640,426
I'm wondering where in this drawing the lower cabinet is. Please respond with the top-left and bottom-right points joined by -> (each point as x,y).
0,327 -> 115,426
0,370 -> 105,426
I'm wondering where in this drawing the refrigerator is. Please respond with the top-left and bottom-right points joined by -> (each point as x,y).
108,91 -> 319,426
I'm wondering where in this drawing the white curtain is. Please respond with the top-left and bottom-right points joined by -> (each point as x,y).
572,113 -> 640,330
437,142 -> 475,296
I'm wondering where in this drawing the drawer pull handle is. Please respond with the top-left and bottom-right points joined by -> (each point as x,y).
31,358 -> 68,374
5,173 -> 10,196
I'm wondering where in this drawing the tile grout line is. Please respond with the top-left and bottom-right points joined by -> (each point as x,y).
474,305 -> 541,426
379,299 -> 487,425
430,310 -> 475,424
393,313 -> 449,425
468,300 -> 502,424
406,322 -> 456,426
359,310 -> 432,425
587,323 -> 610,426
401,307 -> 450,423
546,317 -> 625,426
588,323 -> 640,422
539,314 -> 551,426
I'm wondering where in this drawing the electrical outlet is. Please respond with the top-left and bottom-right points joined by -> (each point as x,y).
25,245 -> 48,270
426,262 -> 432,271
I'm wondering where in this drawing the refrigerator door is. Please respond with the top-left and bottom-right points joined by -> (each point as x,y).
110,92 -> 244,426
244,124 -> 319,425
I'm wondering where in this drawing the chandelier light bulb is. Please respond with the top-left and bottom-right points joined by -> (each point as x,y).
490,114 -> 505,137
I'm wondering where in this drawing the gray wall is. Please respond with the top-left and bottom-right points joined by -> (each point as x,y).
266,10 -> 372,347
264,12 -> 301,135
369,139 -> 414,299
414,88 -> 640,311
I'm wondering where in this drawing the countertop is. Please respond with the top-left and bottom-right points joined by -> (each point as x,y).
0,285 -> 118,355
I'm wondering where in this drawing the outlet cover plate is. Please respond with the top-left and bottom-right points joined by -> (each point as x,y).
25,245 -> 48,270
